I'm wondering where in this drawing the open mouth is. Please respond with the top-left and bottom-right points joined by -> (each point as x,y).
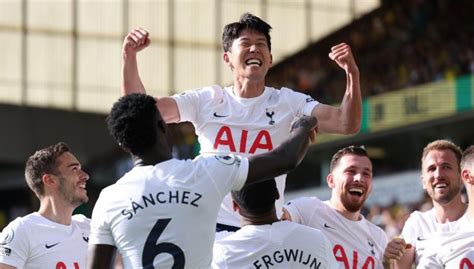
434,183 -> 447,190
245,58 -> 262,66
348,188 -> 364,197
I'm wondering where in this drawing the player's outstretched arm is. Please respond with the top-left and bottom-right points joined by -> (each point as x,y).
87,244 -> 117,269
121,28 -> 150,96
312,43 -> 361,135
246,116 -> 317,185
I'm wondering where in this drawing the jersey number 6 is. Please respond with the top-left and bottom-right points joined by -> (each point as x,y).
142,218 -> 185,268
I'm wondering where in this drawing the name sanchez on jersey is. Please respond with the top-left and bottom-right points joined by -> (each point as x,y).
121,190 -> 203,220
253,248 -> 323,269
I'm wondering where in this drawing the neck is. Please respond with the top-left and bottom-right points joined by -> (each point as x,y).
233,78 -> 265,98
240,208 -> 279,227
433,195 -> 467,223
329,198 -> 361,221
132,149 -> 172,167
38,196 -> 75,225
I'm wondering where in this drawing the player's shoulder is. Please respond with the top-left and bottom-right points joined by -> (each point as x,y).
286,196 -> 322,207
406,208 -> 434,223
194,154 -> 243,167
72,214 -> 91,229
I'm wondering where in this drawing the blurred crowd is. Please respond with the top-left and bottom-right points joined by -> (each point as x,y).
267,0 -> 474,105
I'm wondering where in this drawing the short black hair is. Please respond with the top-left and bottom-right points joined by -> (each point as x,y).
330,146 -> 369,172
25,142 -> 70,197
222,12 -> 272,52
106,94 -> 159,155
231,179 -> 278,215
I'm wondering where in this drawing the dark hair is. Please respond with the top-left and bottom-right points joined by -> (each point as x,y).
231,179 -> 278,215
422,140 -> 462,171
461,145 -> 474,170
106,94 -> 159,155
330,145 -> 369,172
222,12 -> 272,52
25,142 -> 70,197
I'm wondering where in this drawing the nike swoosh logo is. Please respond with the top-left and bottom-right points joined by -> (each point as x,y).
45,242 -> 59,249
323,223 -> 336,230
417,236 -> 427,241
213,112 -> 228,118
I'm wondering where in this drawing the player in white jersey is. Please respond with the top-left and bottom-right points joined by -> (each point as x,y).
87,94 -> 317,269
213,179 -> 339,269
416,146 -> 474,268
383,140 -> 467,268
0,143 -> 91,269
121,12 -> 362,230
283,146 -> 388,269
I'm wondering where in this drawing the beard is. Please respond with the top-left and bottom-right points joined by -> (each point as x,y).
58,176 -> 88,207
429,183 -> 461,205
340,193 -> 367,213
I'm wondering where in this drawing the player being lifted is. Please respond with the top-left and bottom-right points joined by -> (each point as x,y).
283,146 -> 388,269
86,94 -> 317,268
121,12 -> 362,231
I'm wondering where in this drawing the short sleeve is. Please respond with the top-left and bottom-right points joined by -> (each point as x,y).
89,192 -> 115,246
208,155 -> 249,193
400,213 -> 418,245
0,220 -> 29,268
280,87 -> 319,116
283,197 -> 312,225
211,241 -> 228,269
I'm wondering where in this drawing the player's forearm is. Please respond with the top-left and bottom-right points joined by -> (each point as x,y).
121,52 -> 146,96
246,117 -> 316,184
339,70 -> 361,134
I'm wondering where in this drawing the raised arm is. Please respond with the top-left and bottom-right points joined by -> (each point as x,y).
246,116 -> 317,184
122,28 -> 180,123
312,43 -> 361,135
121,28 -> 150,96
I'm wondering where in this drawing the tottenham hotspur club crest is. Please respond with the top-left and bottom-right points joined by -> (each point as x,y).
265,108 -> 275,125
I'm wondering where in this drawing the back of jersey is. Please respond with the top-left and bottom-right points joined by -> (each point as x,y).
213,221 -> 339,269
90,155 -> 248,269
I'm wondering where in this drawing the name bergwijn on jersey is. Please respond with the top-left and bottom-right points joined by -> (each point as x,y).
253,248 -> 322,269
121,190 -> 203,220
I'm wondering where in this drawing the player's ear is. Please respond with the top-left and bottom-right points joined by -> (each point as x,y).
231,200 -> 239,212
42,173 -> 55,187
223,52 -> 233,69
327,173 -> 335,188
420,175 -> 428,190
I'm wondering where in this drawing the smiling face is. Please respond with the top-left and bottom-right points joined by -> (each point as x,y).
421,149 -> 462,205
223,29 -> 273,82
53,152 -> 89,207
328,154 -> 373,213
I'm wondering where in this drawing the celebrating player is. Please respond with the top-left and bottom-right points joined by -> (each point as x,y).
415,145 -> 474,268
212,178 -> 338,268
122,12 -> 362,231
86,94 -> 317,268
283,146 -> 387,269
383,140 -> 467,268
0,143 -> 90,269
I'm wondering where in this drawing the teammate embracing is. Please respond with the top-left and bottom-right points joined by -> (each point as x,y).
122,12 -> 362,231
86,94 -> 317,268
283,146 -> 387,269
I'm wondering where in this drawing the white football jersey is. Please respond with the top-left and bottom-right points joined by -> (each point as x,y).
212,221 -> 339,269
417,214 -> 474,268
174,85 -> 318,226
284,197 -> 387,269
401,208 -> 460,266
0,212 -> 90,269
89,155 -> 248,269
